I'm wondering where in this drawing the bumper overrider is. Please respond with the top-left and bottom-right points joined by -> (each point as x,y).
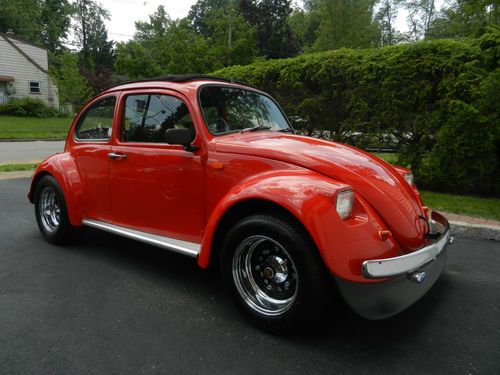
336,211 -> 453,319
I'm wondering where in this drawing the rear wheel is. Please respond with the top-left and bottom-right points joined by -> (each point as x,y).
34,175 -> 76,244
221,214 -> 328,333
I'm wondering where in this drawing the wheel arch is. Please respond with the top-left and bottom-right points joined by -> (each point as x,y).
202,198 -> 317,271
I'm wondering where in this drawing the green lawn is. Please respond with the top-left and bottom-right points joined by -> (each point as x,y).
420,191 -> 500,222
0,115 -> 72,140
372,152 -> 399,165
0,163 -> 38,172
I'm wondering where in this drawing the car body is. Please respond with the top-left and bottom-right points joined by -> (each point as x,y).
29,75 -> 452,331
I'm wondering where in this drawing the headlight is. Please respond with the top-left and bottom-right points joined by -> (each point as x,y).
336,190 -> 354,220
404,172 -> 414,186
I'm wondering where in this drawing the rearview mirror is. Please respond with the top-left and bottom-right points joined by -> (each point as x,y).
165,128 -> 198,152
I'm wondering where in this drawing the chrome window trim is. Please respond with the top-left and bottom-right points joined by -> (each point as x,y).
73,95 -> 116,143
82,219 -> 200,258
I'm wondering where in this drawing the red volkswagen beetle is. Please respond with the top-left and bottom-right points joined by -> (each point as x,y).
29,76 -> 453,331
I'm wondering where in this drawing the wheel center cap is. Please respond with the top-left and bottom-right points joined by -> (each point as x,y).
263,267 -> 274,279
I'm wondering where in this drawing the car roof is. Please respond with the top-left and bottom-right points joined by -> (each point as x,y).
102,75 -> 255,94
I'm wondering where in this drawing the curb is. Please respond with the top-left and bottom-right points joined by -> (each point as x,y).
450,221 -> 500,242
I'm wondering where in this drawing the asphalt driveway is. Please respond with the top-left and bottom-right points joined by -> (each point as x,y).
0,178 -> 499,374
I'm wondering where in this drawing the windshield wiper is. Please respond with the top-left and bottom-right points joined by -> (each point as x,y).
278,128 -> 295,133
240,125 -> 272,133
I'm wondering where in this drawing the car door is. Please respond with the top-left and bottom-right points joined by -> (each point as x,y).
108,90 -> 205,244
70,95 -> 116,221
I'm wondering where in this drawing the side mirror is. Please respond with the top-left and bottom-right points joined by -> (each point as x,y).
165,128 -> 198,152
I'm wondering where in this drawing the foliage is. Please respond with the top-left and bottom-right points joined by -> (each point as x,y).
429,0 -> 500,39
214,33 -> 500,195
313,0 -> 378,50
115,5 -> 256,79
0,0 -> 71,51
72,0 -> 114,93
0,98 -> 64,118
50,52 -> 92,106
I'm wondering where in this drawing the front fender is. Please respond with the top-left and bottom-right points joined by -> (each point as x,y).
198,170 -> 346,268
28,153 -> 85,226
198,170 -> 404,283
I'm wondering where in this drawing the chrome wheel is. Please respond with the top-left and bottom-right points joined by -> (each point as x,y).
232,235 -> 299,316
39,187 -> 61,233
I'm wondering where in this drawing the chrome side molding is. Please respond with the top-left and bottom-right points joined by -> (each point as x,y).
82,219 -> 200,258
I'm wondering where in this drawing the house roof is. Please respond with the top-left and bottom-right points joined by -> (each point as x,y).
0,32 -> 45,50
0,33 -> 48,75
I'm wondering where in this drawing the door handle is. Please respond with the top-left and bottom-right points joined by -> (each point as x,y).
108,152 -> 127,160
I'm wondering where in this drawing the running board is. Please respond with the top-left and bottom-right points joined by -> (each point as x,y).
82,219 -> 200,258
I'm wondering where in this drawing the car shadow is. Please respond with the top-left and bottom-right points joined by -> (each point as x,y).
67,227 -> 452,350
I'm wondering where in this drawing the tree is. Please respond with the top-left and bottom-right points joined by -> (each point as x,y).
188,0 -> 231,36
402,0 -> 437,40
40,0 -> 72,52
204,5 -> 257,67
240,0 -> 300,58
428,0 -> 500,39
72,0 -> 111,69
313,0 -> 378,51
52,52 -> 91,106
72,0 -> 114,92
288,5 -> 320,51
375,0 -> 402,45
135,4 -> 172,41
0,0 -> 43,43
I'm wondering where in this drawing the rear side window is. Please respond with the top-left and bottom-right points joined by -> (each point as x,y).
75,96 -> 116,141
122,94 -> 195,143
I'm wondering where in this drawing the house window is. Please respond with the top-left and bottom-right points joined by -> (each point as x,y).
29,81 -> 41,94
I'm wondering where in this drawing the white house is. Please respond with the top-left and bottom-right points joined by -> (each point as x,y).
0,32 -> 59,108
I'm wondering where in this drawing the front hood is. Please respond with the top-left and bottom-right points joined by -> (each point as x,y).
214,133 -> 427,251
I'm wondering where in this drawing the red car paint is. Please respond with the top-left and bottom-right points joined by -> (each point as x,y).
29,78 -> 429,285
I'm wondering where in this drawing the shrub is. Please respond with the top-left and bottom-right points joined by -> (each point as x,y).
0,98 -> 65,118
213,33 -> 500,196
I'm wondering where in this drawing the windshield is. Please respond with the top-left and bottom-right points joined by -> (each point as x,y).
199,86 -> 292,135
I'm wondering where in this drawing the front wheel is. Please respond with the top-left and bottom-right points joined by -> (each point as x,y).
220,214 -> 329,333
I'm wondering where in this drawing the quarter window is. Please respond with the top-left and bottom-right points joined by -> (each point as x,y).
75,96 -> 116,141
122,94 -> 195,143
29,81 -> 41,94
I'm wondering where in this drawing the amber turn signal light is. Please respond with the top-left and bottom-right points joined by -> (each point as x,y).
378,230 -> 392,241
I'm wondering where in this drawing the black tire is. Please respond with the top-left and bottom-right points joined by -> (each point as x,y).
34,175 -> 76,245
220,213 -> 329,333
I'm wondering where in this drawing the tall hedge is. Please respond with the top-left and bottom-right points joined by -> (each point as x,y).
213,27 -> 500,196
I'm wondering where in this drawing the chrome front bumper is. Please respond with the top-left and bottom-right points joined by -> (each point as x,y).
362,211 -> 453,279
335,211 -> 453,320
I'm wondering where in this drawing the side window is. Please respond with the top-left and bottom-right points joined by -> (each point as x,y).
122,94 -> 195,143
75,97 -> 116,141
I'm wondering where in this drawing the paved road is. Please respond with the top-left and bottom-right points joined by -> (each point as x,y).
1,178 -> 499,374
0,140 -> 65,164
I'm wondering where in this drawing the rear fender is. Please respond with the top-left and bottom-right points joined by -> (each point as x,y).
28,153 -> 85,226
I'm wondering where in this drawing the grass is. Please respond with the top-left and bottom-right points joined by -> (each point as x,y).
0,115 -> 72,140
371,152 -> 399,165
420,191 -> 500,222
0,163 -> 38,172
